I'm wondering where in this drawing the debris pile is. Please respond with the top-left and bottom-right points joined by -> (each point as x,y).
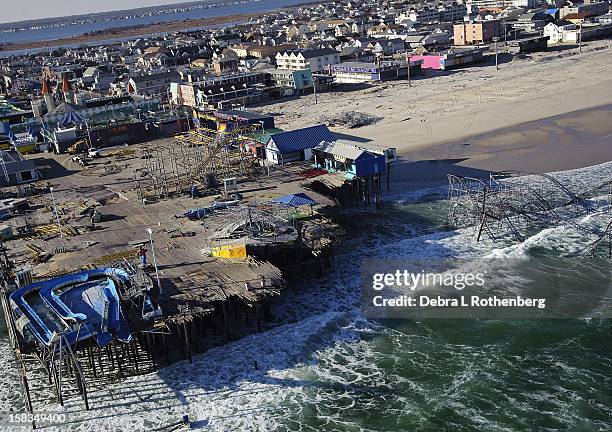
320,111 -> 383,128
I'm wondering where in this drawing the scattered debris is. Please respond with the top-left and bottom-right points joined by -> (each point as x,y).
320,111 -> 383,128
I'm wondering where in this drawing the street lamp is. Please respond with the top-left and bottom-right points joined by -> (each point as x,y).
146,228 -> 162,295
406,52 -> 412,87
49,186 -> 62,239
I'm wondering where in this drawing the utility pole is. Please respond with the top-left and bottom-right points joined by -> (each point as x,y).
493,37 -> 499,71
579,22 -> 583,52
406,52 -> 412,87
313,75 -> 318,104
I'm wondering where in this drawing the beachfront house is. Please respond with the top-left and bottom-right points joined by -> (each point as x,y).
543,22 -> 577,44
275,48 -> 341,73
265,124 -> 335,165
265,68 -> 314,95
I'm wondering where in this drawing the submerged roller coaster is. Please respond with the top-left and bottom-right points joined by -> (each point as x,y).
447,171 -> 612,257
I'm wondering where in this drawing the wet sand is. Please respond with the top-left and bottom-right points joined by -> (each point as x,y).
392,104 -> 612,183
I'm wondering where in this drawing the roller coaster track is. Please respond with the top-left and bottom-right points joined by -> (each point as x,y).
568,219 -> 612,258
448,171 -> 612,246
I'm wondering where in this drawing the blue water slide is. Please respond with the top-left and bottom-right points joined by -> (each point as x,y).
10,268 -> 133,348
9,282 -> 58,346
39,273 -> 89,324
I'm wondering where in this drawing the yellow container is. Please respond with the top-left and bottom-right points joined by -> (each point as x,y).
212,243 -> 247,259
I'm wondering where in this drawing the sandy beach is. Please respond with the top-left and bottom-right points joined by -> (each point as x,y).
257,38 -> 612,175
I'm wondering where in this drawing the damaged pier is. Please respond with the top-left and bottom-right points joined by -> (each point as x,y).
0,127 -> 345,426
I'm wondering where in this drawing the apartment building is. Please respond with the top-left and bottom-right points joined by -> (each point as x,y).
454,20 -> 501,45
275,48 -> 340,73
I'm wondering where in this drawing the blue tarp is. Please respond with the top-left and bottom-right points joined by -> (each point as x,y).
272,193 -> 317,207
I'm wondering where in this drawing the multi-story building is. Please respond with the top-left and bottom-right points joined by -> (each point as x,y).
170,72 -> 268,108
406,3 -> 467,24
465,0 -> 514,12
127,71 -> 181,97
409,8 -> 442,24
454,20 -> 501,45
266,68 -> 314,95
560,2 -> 609,19
440,4 -> 468,22
511,0 -> 537,7
275,48 -> 341,73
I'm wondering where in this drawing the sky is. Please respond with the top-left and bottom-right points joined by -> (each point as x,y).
3,1 -> 192,24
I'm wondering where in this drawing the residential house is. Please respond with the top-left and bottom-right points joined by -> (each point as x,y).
368,38 -> 406,55
211,34 -> 242,47
275,48 -> 340,73
266,68 -> 314,95
563,12 -> 590,24
543,21 -> 576,44
214,58 -> 239,74
560,2 -> 608,19
81,66 -> 116,91
335,23 -> 353,37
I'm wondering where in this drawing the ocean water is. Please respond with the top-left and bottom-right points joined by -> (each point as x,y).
0,162 -> 610,431
0,0 -> 310,45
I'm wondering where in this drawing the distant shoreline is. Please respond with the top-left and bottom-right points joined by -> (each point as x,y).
0,0 -> 326,53
0,12 -> 260,52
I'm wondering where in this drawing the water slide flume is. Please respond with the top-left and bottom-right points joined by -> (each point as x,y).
9,268 -> 132,348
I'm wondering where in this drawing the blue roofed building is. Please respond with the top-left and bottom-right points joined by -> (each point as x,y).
265,124 -> 335,165
313,140 -> 386,179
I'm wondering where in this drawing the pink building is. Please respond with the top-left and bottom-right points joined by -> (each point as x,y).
409,47 -> 488,71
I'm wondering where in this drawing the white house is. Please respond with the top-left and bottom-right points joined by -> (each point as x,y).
543,22 -> 576,45
275,48 -> 340,73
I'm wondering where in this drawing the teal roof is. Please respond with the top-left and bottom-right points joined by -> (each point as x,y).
244,128 -> 285,144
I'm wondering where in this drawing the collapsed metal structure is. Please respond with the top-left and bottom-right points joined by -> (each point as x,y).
447,172 -> 612,257
137,125 -> 261,200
